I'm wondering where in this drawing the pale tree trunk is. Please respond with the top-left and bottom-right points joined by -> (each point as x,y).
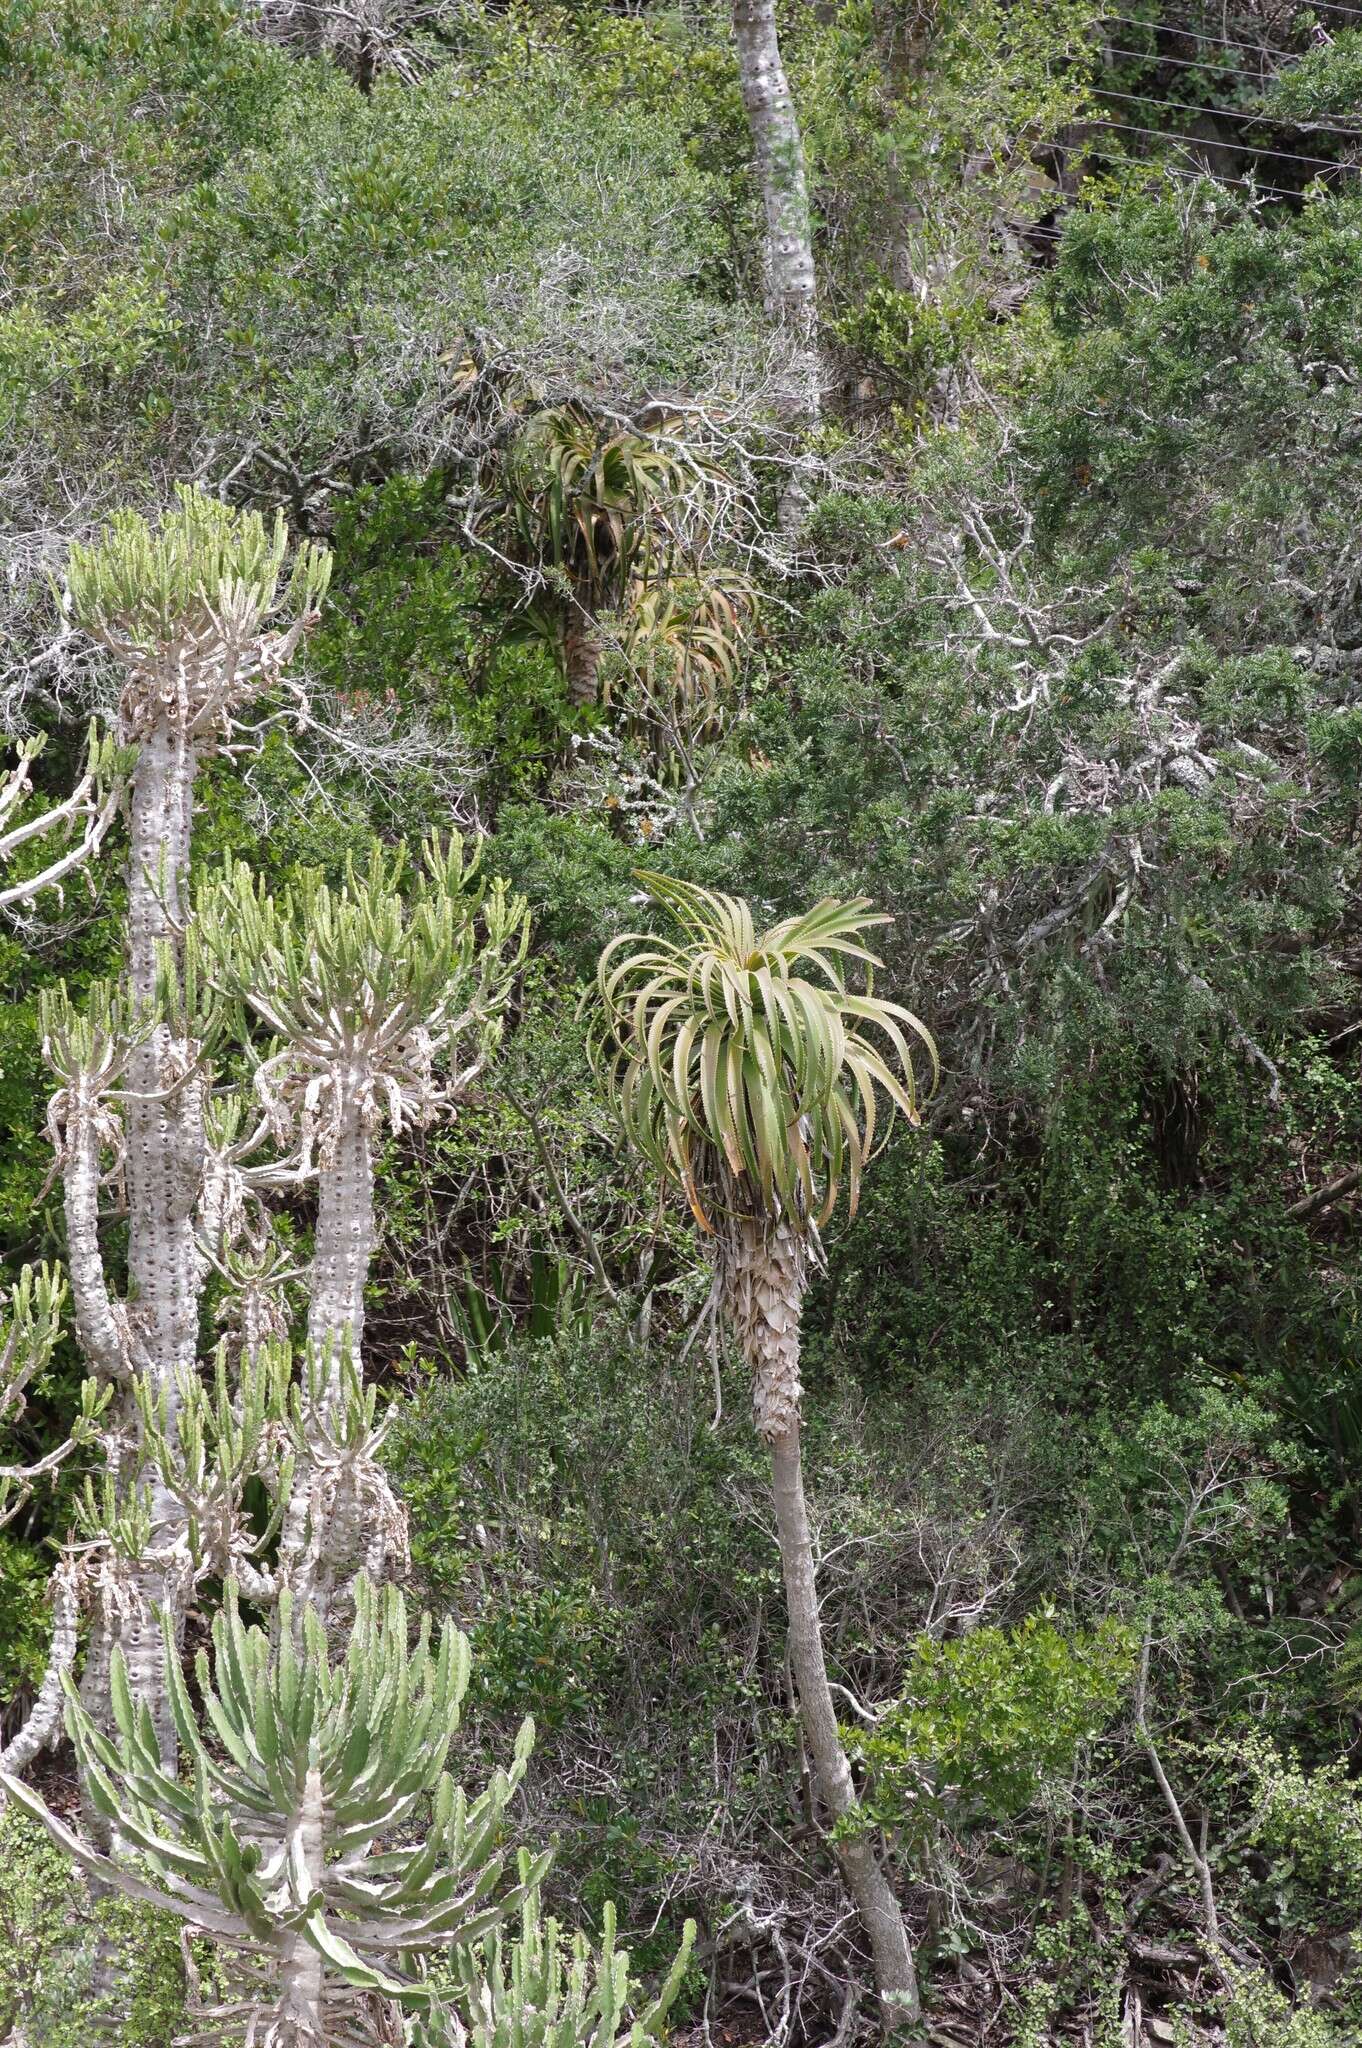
63,720 -> 204,1771
0,1559 -> 80,1775
282,1085 -> 378,1629
276,1765 -> 328,2041
728,1218 -> 921,2028
731,0 -> 822,429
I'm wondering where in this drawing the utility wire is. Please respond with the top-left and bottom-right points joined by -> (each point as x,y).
1074,113 -> 1358,173
1281,0 -> 1362,25
1100,15 -> 1305,61
1090,160 -> 1324,202
1104,43 -> 1295,78
1096,82 -> 1362,140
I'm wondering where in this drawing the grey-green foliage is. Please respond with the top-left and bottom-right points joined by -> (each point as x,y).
418,1863 -> 696,2048
64,483 -> 331,744
3,1576 -> 547,2044
7,22 -> 751,493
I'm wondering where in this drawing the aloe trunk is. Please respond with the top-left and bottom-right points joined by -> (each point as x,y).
564,604 -> 604,707
732,1220 -> 921,2027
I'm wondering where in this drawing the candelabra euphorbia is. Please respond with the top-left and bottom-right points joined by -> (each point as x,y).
3,492 -> 679,2048
48,487 -> 330,1768
3,1578 -> 548,2047
195,839 -> 529,1622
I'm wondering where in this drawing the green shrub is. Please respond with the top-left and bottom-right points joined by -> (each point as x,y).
851,1614 -> 1133,1837
0,1807 -> 187,2047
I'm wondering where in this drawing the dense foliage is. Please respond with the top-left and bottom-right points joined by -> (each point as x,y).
3,2 -> 1362,2043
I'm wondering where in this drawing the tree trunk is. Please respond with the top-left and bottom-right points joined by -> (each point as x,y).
0,1559 -> 79,1775
729,1219 -> 921,2027
276,1765 -> 328,2041
731,0 -> 821,425
283,1085 -> 379,1629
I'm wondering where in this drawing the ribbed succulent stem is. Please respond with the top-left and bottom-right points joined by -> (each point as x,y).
0,1559 -> 79,1775
277,1766 -> 328,2041
285,1087 -> 378,1633
119,720 -> 203,1766
307,1089 -> 375,1416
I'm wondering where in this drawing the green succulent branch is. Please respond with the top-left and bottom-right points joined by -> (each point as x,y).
196,835 -> 531,1157
2,1577 -> 547,2045
419,1861 -> 696,2048
66,485 -> 331,742
0,1264 -> 110,1527
132,1343 -> 295,1589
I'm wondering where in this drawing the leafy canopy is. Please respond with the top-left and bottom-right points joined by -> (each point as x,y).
593,872 -> 936,1231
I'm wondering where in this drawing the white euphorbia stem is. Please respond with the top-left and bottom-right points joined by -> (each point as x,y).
0,733 -> 123,916
306,1084 -> 375,1418
122,722 -> 204,1762
61,1115 -> 129,1384
731,0 -> 821,414
276,1766 -> 328,2041
0,1559 -> 80,1777
59,721 -> 205,1767
282,1080 -> 386,1634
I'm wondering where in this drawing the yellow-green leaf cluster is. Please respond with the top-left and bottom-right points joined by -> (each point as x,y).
594,872 -> 936,1230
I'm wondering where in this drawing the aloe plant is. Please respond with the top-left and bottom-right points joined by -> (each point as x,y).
594,872 -> 935,2023
505,406 -> 703,708
620,570 -> 757,743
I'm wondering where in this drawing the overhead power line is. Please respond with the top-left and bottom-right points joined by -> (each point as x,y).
1100,15 -> 1304,61
1096,82 -> 1362,142
1279,0 -> 1362,26
1074,113 -> 1359,174
1093,161 -> 1317,201
1105,43 -> 1292,79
